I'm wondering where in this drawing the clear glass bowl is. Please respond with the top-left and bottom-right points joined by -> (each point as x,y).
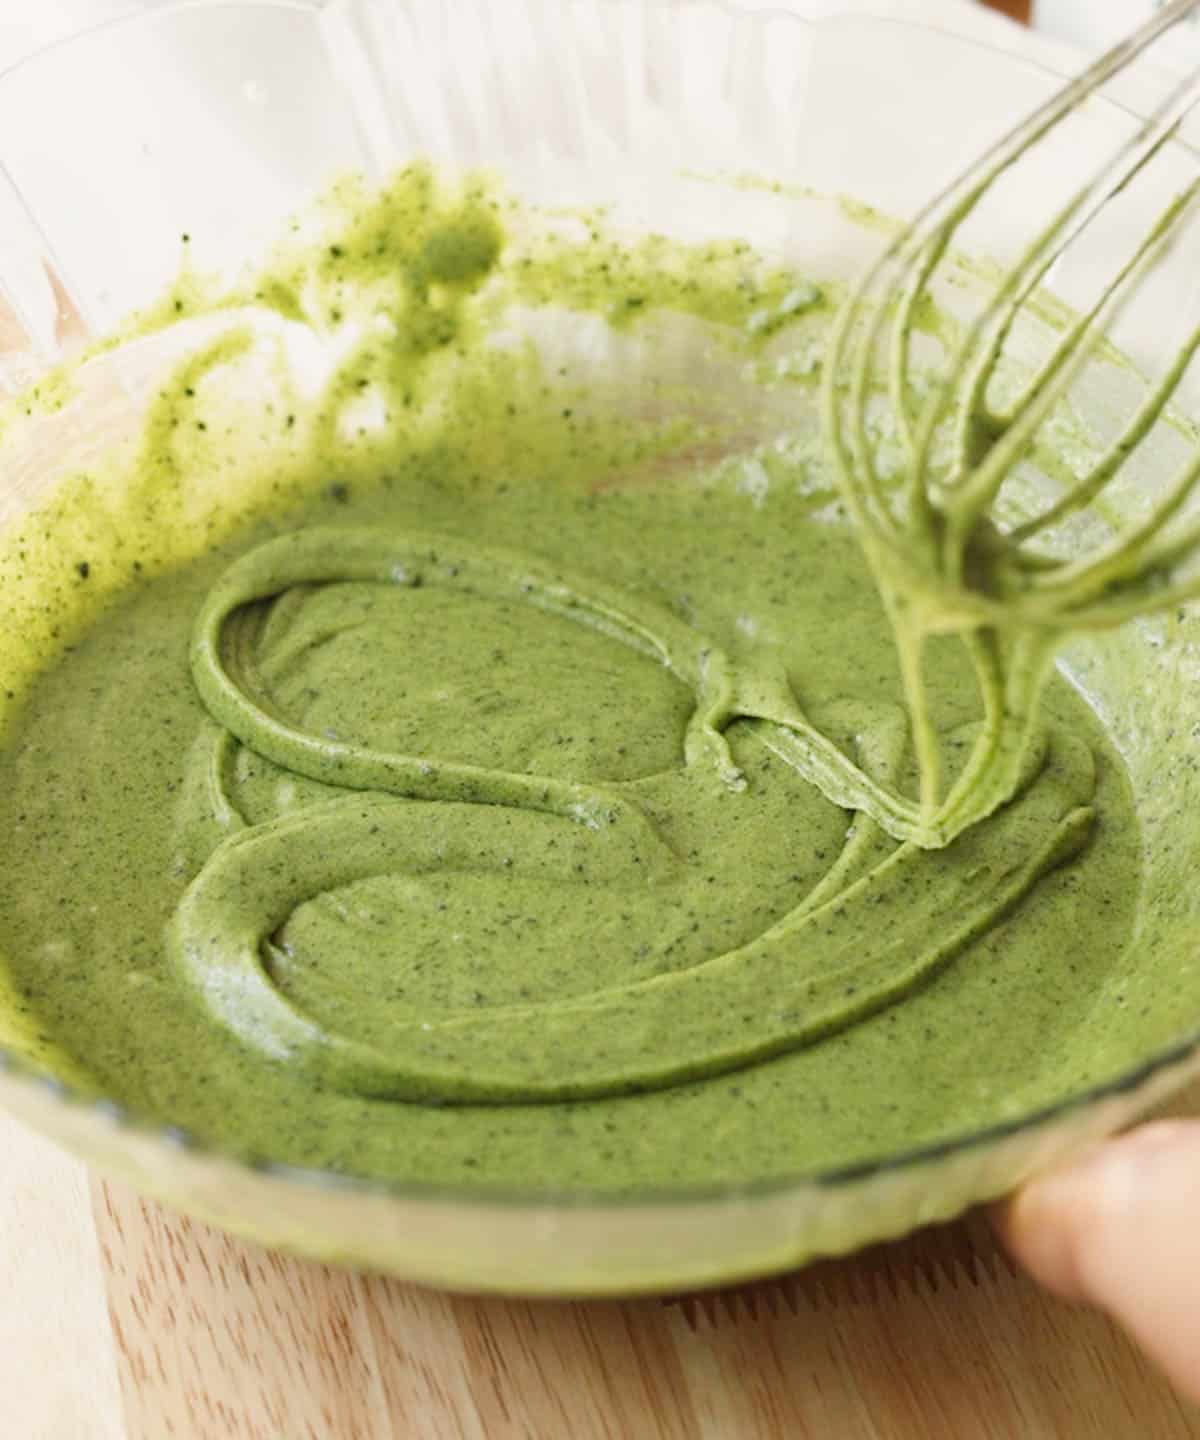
0,0 -> 1198,1295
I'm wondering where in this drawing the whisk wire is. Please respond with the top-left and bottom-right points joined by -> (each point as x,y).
1008,317 -> 1200,544
945,170 -> 1200,571
840,0 -> 1200,506
815,0 -> 1200,848
914,71 -> 1200,517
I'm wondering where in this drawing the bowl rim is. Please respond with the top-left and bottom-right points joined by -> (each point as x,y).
1,0 -> 1198,1212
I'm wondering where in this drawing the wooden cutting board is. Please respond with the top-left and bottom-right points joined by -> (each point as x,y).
7,1082 -> 1200,1439
981,0 -> 1031,22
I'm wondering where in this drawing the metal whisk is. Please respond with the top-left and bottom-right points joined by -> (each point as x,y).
817,0 -> 1200,849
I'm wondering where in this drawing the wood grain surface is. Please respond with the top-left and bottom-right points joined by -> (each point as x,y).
4,1082 -> 1198,1439
981,0 -> 1032,24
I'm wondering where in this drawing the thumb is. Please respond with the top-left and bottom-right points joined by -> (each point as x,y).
995,1120 -> 1200,1404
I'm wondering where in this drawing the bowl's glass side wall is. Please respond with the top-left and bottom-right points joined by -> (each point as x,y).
2,0 -> 1192,390
0,2 -> 1122,361
0,2 -> 367,349
2,1027 -> 1196,1294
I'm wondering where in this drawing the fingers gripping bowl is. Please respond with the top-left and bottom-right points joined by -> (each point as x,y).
0,0 -> 1198,1294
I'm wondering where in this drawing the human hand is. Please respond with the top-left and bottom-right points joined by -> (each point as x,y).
996,1120 -> 1200,1404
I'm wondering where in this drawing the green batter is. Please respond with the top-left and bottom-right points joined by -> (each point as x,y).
0,168 -> 1146,1189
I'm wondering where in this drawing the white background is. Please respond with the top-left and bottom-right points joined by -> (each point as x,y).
0,0 -> 1072,75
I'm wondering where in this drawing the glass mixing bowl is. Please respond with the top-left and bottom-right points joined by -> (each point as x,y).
0,0 -> 1198,1295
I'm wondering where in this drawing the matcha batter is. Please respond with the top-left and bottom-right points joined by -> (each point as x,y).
0,168 -> 1145,1190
